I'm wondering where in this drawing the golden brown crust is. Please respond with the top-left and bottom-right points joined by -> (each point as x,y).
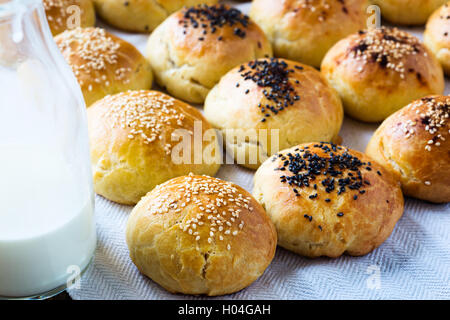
204,58 -> 343,169
372,0 -> 448,25
366,95 -> 450,203
126,175 -> 277,296
424,2 -> 450,76
146,4 -> 272,104
88,90 -> 221,205
253,142 -> 404,258
93,0 -> 219,33
43,0 -> 95,36
250,0 -> 369,68
55,27 -> 153,107
321,27 -> 445,123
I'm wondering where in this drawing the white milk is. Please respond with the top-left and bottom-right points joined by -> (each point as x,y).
0,61 -> 96,297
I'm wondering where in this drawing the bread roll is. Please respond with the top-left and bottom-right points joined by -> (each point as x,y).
55,27 -> 153,106
424,2 -> 450,76
372,0 -> 448,25
250,0 -> 369,68
93,0 -> 218,33
145,4 -> 272,104
253,142 -> 404,258
366,96 -> 450,203
321,27 -> 445,122
88,90 -> 221,205
204,58 -> 343,169
126,174 -> 277,296
43,0 -> 95,35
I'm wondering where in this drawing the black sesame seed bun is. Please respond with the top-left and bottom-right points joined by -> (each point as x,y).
204,58 -> 343,170
424,2 -> 450,76
93,0 -> 219,33
55,27 -> 153,107
126,174 -> 277,296
321,27 -> 445,123
250,0 -> 369,68
253,142 -> 404,258
88,90 -> 221,205
372,0 -> 447,25
145,4 -> 273,104
43,0 -> 95,36
366,96 -> 450,204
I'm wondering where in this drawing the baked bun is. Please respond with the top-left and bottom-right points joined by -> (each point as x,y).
253,142 -> 404,258
88,90 -> 221,205
321,27 -> 445,123
249,0 -> 369,68
145,4 -> 272,104
43,0 -> 95,35
366,96 -> 450,203
93,0 -> 218,33
204,58 -> 344,170
424,2 -> 450,76
372,0 -> 448,25
126,174 -> 277,296
55,27 -> 153,107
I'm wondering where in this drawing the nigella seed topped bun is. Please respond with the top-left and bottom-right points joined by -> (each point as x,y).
321,27 -> 445,122
126,175 -> 277,296
424,2 -> 450,76
253,142 -> 404,258
250,0 -> 369,68
366,96 -> 450,203
43,0 -> 96,36
204,58 -> 343,169
55,27 -> 153,107
146,4 -> 273,104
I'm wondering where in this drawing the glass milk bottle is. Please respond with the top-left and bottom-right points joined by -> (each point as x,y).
0,0 -> 96,299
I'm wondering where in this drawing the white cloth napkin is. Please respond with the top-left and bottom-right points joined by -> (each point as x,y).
68,2 -> 450,300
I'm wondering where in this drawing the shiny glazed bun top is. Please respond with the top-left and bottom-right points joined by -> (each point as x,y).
366,95 -> 450,203
55,27 -> 152,106
146,4 -> 272,103
321,27 -> 444,122
126,174 -> 277,296
204,57 -> 343,169
253,142 -> 404,258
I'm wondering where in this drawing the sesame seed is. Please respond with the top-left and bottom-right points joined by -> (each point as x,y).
351,27 -> 422,79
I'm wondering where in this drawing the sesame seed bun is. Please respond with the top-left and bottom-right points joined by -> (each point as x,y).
55,27 -> 153,107
424,2 -> 450,76
145,4 -> 273,104
253,142 -> 404,258
87,90 -> 221,205
93,0 -> 219,33
366,96 -> 450,203
372,0 -> 447,26
321,27 -> 445,123
204,58 -> 343,170
249,0 -> 369,68
43,0 -> 95,36
126,174 -> 277,296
